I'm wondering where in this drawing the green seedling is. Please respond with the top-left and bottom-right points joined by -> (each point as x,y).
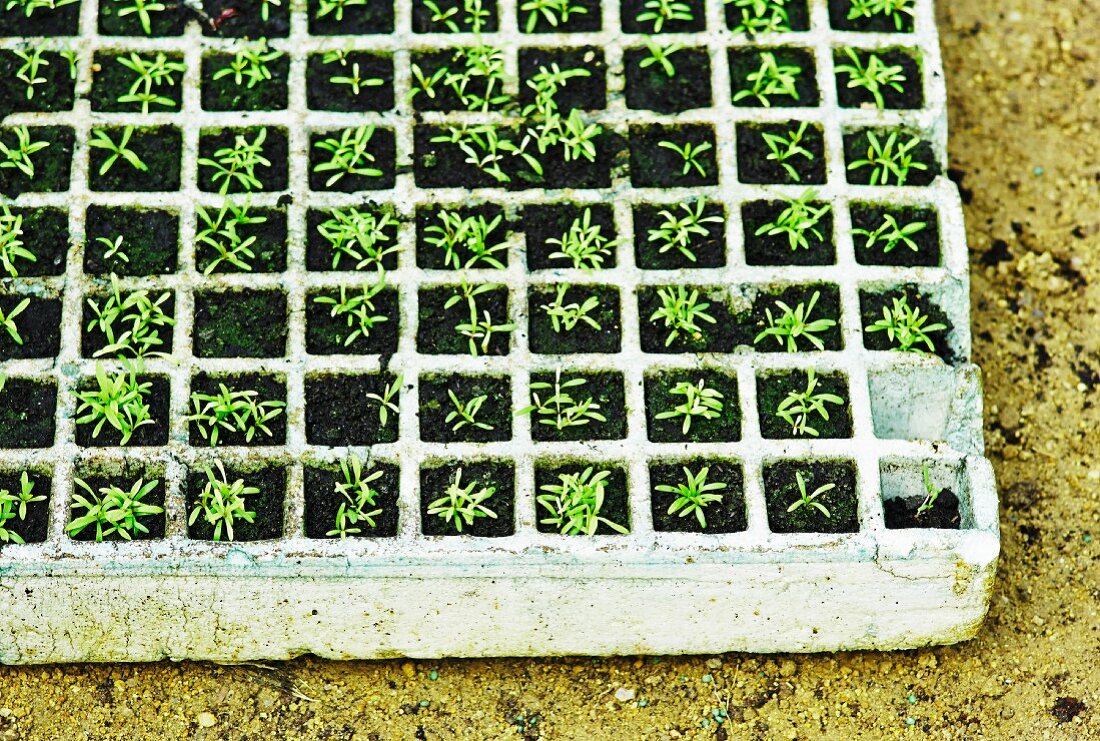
427,467 -> 498,533
835,48 -> 906,110
775,369 -> 844,437
761,121 -> 814,181
547,207 -> 615,272
74,361 -> 153,446
318,207 -> 398,270
187,384 -> 285,446
520,0 -> 587,32
0,207 -> 34,278
647,200 -> 722,263
423,209 -> 506,270
189,461 -> 257,542
726,0 -> 791,35
734,52 -> 800,106
537,467 -> 628,535
847,0 -> 915,30
68,476 -> 162,541
365,374 -> 402,427
649,286 -> 716,347
540,284 -> 601,333
446,390 -> 494,433
327,454 -> 384,538
754,290 -> 836,352
88,126 -> 148,175
658,138 -> 712,178
313,275 -> 390,347
199,128 -> 270,194
852,212 -> 926,253
640,41 -> 683,78
313,125 -> 383,187
518,369 -> 605,431
916,463 -> 942,517
0,126 -> 49,179
85,275 -> 175,358
754,190 -> 831,251
787,471 -> 835,518
117,52 -> 185,112
865,295 -> 946,353
0,297 -> 29,345
0,472 -> 45,544
636,0 -> 693,33
847,130 -> 928,186
659,466 -> 726,529
655,378 -> 724,435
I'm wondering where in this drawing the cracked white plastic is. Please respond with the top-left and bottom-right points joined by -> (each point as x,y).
0,0 -> 999,662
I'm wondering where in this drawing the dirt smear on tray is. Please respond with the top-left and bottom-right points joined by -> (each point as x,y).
1,0 -> 1099,737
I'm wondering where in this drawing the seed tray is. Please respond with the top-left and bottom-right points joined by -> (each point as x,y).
0,0 -> 998,662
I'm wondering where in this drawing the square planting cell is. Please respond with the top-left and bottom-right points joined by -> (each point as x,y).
0,0 -> 998,663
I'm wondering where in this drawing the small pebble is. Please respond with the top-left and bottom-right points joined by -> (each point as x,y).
429,670 -> 439,681
705,658 -> 723,670
401,662 -> 416,679
701,674 -> 713,684
614,687 -> 636,702
197,712 -> 216,728
779,659 -> 797,678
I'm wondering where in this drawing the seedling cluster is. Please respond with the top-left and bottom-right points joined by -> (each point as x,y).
0,0 -> 974,555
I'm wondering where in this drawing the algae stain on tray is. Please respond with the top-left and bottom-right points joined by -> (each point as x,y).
0,0 -> 998,661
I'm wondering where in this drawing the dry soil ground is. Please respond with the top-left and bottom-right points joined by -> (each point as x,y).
2,0 -> 1100,738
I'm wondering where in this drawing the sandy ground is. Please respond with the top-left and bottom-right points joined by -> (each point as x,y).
3,0 -> 1100,738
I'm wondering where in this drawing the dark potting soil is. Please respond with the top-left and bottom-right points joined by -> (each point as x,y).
308,0 -> 394,34
89,51 -> 184,113
201,0 -> 291,38
415,203 -> 510,270
81,291 -> 175,358
649,459 -> 746,533
418,374 -> 512,443
629,124 -> 718,188
620,0 -> 704,33
827,0 -> 915,33
305,372 -> 401,446
750,282 -> 843,353
0,469 -> 51,545
843,128 -> 938,186
623,47 -> 711,113
535,463 -> 629,535
741,199 -> 836,266
520,0 -> 600,33
417,285 -> 512,356
306,52 -> 395,112
69,466 -> 166,541
306,205 -> 400,271
637,286 -> 746,354
305,286 -> 400,355
419,460 -> 515,537
835,47 -> 923,110
524,203 -> 617,271
196,207 -> 287,274
188,372 -> 287,447
304,461 -> 400,539
88,126 -> 181,192
186,463 -> 285,541
851,203 -> 941,267
0,125 -> 73,196
308,127 -> 396,192
75,375 -> 170,448
0,50 -> 75,117
97,0 -> 189,35
527,284 -> 622,354
0,295 -> 60,360
859,284 -> 957,363
413,124 -> 619,190
2,207 -> 68,276
764,459 -> 859,534
0,2 -> 80,36
412,0 -> 498,32
884,490 -> 962,530
198,127 -> 289,193
633,201 -> 726,270
84,206 -> 179,276
756,369 -> 853,439
0,378 -> 56,448
644,369 -> 741,443
518,47 -> 607,111
728,47 -> 819,108
725,0 -> 808,32
201,53 -> 289,111
528,370 -> 626,442
736,121 -> 826,184
192,288 -> 287,358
